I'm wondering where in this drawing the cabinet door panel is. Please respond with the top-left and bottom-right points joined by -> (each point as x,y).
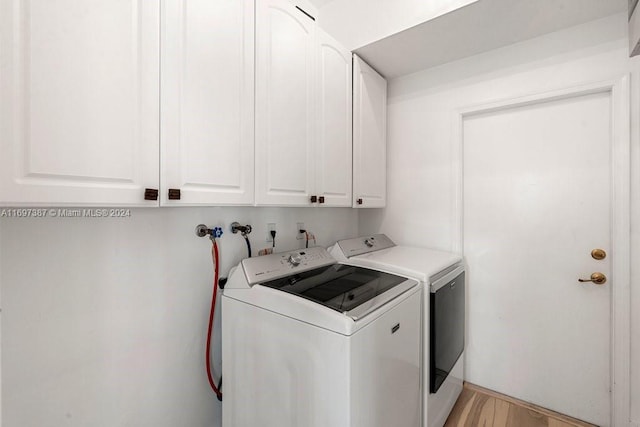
353,55 -> 387,208
161,0 -> 254,205
255,0 -> 315,206
316,30 -> 352,207
0,0 -> 159,206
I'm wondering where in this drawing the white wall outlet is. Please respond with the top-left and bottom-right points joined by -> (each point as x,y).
266,223 -> 276,242
296,222 -> 305,240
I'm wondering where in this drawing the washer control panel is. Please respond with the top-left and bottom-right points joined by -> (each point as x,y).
242,246 -> 336,285
336,234 -> 396,258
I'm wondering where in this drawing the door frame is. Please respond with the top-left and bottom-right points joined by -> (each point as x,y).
451,76 -> 631,426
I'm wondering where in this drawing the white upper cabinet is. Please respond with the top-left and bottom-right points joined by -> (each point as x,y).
315,29 -> 353,207
1,0 -> 359,209
353,54 -> 387,208
255,0 -> 316,206
255,0 -> 352,207
161,0 -> 254,206
0,0 -> 160,206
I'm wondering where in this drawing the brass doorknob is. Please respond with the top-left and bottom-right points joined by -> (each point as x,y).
578,272 -> 606,285
591,249 -> 606,260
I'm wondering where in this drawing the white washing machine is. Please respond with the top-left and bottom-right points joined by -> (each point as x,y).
330,235 -> 465,427
222,246 -> 422,427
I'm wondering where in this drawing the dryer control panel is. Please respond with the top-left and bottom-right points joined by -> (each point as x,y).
241,246 -> 336,285
336,234 -> 396,258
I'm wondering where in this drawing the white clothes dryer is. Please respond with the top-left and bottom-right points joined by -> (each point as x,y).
222,246 -> 422,427
330,234 -> 465,427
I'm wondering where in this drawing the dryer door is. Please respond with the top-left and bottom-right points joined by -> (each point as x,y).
430,269 -> 465,393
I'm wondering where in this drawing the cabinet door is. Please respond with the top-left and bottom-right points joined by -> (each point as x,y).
255,0 -> 316,206
161,0 -> 254,206
0,0 -> 160,206
353,54 -> 387,208
315,29 -> 352,207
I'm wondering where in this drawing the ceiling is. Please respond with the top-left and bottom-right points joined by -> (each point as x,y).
353,0 -> 627,79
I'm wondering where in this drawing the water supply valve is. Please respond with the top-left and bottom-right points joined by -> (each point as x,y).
231,222 -> 252,236
195,224 -> 223,240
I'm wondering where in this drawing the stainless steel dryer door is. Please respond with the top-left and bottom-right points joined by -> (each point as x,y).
430,266 -> 465,393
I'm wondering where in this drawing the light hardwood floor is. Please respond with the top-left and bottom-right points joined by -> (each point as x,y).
444,383 -> 598,427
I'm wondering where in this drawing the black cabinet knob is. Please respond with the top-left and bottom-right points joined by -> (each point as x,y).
144,188 -> 159,201
168,188 -> 181,200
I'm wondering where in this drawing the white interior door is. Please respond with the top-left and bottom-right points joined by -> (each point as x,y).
463,90 -> 614,425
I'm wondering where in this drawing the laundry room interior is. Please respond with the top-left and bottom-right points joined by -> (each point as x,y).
1,0 -> 639,426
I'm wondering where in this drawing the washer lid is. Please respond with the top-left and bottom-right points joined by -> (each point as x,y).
224,261 -> 420,335
343,246 -> 462,283
261,263 -> 416,319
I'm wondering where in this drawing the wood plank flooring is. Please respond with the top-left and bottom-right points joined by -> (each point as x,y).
444,383 -> 598,427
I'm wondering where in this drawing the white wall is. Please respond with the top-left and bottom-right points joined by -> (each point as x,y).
0,207 -> 357,427
317,0 -> 478,51
358,13 -> 640,425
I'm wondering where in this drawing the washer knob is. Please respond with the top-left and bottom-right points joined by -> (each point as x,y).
288,253 -> 302,266
364,238 -> 375,248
